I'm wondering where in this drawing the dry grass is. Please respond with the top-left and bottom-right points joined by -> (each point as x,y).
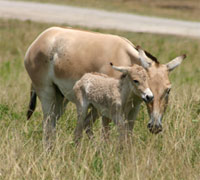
0,18 -> 200,179
19,0 -> 200,21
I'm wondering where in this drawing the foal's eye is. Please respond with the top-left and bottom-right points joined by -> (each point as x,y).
133,80 -> 139,84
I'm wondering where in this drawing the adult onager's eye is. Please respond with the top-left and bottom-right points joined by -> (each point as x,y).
133,80 -> 139,84
166,88 -> 171,94
163,88 -> 171,98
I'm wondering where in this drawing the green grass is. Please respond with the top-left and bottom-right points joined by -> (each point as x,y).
0,18 -> 200,179
19,0 -> 200,22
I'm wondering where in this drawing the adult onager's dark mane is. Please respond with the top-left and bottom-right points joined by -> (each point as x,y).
135,46 -> 159,64
144,50 -> 159,64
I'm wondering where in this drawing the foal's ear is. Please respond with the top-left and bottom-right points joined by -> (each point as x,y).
166,54 -> 186,72
110,62 -> 129,74
136,46 -> 152,69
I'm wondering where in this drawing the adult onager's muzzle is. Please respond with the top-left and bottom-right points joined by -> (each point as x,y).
147,112 -> 163,134
147,122 -> 162,134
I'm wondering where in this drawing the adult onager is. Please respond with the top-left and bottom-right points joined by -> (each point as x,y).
24,27 -> 186,149
73,63 -> 153,142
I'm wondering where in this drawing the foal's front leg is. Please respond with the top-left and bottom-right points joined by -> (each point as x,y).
125,98 -> 142,134
112,112 -> 127,143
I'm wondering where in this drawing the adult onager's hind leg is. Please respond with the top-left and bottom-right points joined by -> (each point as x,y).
38,85 -> 68,151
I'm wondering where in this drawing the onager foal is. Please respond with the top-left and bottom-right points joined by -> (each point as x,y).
73,63 -> 153,143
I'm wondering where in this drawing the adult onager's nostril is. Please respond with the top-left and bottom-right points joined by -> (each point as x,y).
147,123 -> 152,129
155,124 -> 162,131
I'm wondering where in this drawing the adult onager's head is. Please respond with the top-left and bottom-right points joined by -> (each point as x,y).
136,46 -> 186,134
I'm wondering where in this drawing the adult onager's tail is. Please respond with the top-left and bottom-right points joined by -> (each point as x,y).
27,85 -> 37,120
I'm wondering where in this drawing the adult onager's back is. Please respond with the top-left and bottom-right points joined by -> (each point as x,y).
24,27 -> 186,149
73,63 -> 153,142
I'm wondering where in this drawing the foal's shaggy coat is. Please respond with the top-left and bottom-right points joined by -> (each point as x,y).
73,63 -> 153,142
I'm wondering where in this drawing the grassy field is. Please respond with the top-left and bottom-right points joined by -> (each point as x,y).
19,0 -> 200,21
0,18 -> 200,179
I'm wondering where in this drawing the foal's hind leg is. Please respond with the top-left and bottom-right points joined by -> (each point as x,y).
74,100 -> 89,144
84,107 -> 99,138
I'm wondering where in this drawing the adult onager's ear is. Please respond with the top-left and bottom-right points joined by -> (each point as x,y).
110,62 -> 130,74
136,46 -> 151,69
166,54 -> 186,72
